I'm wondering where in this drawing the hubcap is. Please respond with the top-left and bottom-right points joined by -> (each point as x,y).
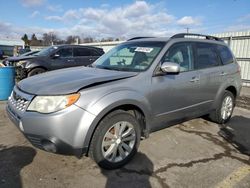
101,121 -> 136,163
221,96 -> 233,120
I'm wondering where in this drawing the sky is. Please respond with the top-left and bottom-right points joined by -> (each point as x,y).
0,0 -> 250,40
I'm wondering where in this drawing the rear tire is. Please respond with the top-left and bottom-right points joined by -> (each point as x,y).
89,110 -> 141,169
209,91 -> 235,124
27,68 -> 46,77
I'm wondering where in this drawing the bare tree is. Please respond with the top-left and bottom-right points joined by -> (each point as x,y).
42,32 -> 59,46
82,36 -> 94,43
65,35 -> 81,44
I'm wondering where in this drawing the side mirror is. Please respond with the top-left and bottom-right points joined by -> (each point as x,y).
52,54 -> 60,59
160,62 -> 180,74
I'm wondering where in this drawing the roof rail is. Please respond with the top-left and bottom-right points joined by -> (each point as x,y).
171,33 -> 223,42
127,37 -> 155,41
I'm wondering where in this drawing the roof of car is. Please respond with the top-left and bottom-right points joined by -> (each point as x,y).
53,44 -> 103,50
126,33 -> 226,45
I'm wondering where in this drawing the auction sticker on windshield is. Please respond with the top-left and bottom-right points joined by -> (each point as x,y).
135,47 -> 153,53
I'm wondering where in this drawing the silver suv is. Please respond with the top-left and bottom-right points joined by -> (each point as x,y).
6,33 -> 242,169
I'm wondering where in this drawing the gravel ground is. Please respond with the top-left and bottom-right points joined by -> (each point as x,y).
237,96 -> 250,110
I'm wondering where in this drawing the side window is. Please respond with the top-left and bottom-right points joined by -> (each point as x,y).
217,45 -> 234,65
163,43 -> 194,72
73,48 -> 91,57
57,48 -> 72,58
90,50 -> 101,56
195,43 -> 219,69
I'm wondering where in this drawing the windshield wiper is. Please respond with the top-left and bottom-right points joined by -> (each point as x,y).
97,66 -> 138,72
99,66 -> 119,71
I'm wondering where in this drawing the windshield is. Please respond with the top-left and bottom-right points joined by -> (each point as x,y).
93,42 -> 164,72
34,46 -> 58,56
19,50 -> 39,57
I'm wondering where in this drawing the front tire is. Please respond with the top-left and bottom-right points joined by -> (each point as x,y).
89,110 -> 141,169
209,91 -> 235,124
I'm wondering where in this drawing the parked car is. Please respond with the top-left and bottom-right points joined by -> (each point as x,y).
3,50 -> 40,66
6,33 -> 242,169
5,45 -> 104,79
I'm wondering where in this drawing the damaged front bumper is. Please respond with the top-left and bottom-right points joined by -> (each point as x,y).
15,66 -> 27,80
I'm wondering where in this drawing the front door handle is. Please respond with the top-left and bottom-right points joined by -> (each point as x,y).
189,77 -> 200,82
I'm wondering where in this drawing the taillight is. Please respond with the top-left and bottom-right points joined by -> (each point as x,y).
236,62 -> 241,73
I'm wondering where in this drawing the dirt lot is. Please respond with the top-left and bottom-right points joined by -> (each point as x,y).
0,100 -> 250,188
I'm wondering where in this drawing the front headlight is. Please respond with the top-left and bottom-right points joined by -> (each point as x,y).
16,60 -> 27,66
27,93 -> 80,113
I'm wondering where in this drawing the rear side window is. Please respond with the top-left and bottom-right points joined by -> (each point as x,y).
57,48 -> 73,58
195,43 -> 219,69
74,48 -> 91,56
73,48 -> 101,57
163,43 -> 194,72
217,45 -> 234,65
90,50 -> 101,56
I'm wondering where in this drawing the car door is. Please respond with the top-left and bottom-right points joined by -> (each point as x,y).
150,42 -> 202,125
50,47 -> 74,70
194,42 -> 224,109
73,47 -> 99,66
216,44 -> 236,83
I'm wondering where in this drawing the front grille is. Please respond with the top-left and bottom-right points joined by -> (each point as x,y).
8,90 -> 30,112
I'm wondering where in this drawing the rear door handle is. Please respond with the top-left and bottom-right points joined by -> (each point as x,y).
67,59 -> 74,62
220,72 -> 227,76
189,77 -> 200,82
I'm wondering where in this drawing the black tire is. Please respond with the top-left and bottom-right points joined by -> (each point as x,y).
89,110 -> 141,169
27,68 -> 46,77
209,91 -> 235,124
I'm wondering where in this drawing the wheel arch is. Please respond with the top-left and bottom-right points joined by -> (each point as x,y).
27,66 -> 47,72
83,101 -> 151,155
213,84 -> 238,109
225,85 -> 237,98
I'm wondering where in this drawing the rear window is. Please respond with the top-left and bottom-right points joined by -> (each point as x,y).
217,45 -> 234,65
57,48 -> 73,58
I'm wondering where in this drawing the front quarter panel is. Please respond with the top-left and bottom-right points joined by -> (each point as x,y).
76,89 -> 153,148
25,58 -> 49,70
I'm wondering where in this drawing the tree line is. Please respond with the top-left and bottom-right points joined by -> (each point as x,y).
21,33 -> 120,46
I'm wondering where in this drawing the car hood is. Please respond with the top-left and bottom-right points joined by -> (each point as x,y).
6,56 -> 36,62
18,67 -> 138,95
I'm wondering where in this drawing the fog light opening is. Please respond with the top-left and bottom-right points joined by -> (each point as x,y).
41,140 -> 57,153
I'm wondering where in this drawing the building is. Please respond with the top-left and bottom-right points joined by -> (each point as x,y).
0,38 -> 24,56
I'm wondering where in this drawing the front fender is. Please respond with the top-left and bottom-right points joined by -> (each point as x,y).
82,90 -> 153,149
25,61 -> 48,70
